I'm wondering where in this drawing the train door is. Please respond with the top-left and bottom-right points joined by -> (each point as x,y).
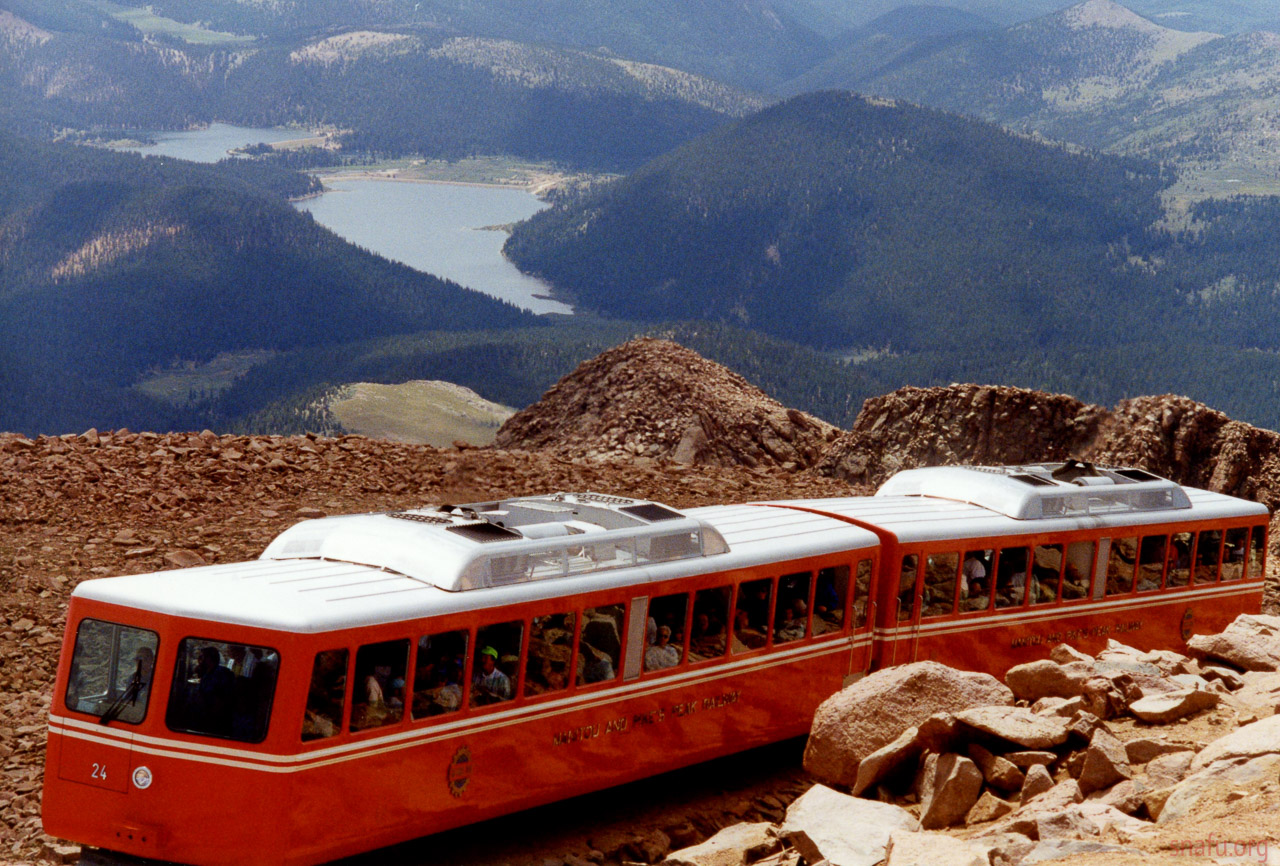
843,556 -> 876,682
892,552 -> 923,665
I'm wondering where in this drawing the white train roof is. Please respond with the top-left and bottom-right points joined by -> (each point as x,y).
70,466 -> 1267,634
72,496 -> 880,634
780,462 -> 1267,544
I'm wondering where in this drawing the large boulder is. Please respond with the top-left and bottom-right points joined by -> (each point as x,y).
779,785 -> 919,866
1159,754 -> 1280,824
1189,714 -> 1280,773
804,662 -> 1013,788
1186,614 -> 1280,672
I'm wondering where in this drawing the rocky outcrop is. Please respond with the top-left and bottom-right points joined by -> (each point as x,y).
803,661 -> 1014,789
494,338 -> 839,469
817,385 -> 1107,487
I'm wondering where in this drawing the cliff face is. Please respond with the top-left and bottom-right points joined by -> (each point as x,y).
495,337 -> 839,470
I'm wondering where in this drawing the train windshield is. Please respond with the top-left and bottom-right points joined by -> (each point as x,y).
65,618 -> 159,725
165,638 -> 280,743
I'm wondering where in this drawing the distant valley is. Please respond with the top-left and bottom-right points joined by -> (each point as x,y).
7,0 -> 1280,438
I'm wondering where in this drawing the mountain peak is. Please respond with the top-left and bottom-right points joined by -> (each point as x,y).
1058,0 -> 1165,33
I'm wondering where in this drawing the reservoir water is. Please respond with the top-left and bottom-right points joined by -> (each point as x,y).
119,123 -> 570,315
121,122 -> 304,163
296,179 -> 572,315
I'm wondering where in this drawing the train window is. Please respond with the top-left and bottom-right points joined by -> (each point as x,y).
1166,533 -> 1192,588
166,638 -> 279,743
994,547 -> 1029,609
65,619 -> 159,725
472,621 -> 523,706
775,572 -> 812,642
525,613 -> 576,696
1106,537 -> 1137,596
302,649 -> 348,741
639,531 -> 701,563
689,586 -> 731,662
732,578 -> 772,652
351,639 -> 408,732
814,565 -> 849,635
578,604 -> 624,686
1061,541 -> 1094,600
1194,529 -> 1223,584
1031,545 -> 1063,604
413,630 -> 468,718
922,553 -> 959,618
1137,536 -> 1167,592
645,593 -> 688,672
1222,527 -> 1248,581
1248,526 -> 1267,579
959,550 -> 992,612
854,560 -> 872,628
897,555 -> 919,622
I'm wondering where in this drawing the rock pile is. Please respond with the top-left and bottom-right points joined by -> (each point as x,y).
494,338 -> 839,469
655,619 -> 1280,866
820,384 -> 1280,516
817,385 -> 1108,487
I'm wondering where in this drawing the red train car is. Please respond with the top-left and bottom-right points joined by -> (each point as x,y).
43,463 -> 1268,865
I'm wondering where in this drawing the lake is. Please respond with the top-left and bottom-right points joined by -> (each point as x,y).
119,123 -> 571,315
120,122 -> 304,163
296,179 -> 572,316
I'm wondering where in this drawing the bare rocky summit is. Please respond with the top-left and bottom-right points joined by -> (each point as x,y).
494,338 -> 839,469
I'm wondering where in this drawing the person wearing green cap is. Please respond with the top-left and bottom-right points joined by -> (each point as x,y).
472,645 -> 512,705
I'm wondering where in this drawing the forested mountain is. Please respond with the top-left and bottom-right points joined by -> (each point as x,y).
502,91 -> 1280,425
798,0 -> 1280,187
100,0 -> 829,92
805,0 -> 1280,33
780,6 -> 997,96
0,133 -> 534,434
0,5 -> 764,171
505,91 -> 1176,351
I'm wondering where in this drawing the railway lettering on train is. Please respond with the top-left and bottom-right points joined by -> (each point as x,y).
41,462 -> 1269,866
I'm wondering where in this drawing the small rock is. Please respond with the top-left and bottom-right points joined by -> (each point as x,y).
1020,765 -> 1055,804
917,753 -> 984,829
1077,727 -> 1131,795
966,791 -> 1016,825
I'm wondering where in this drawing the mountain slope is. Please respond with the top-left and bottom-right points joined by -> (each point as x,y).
0,8 -> 765,170
808,1 -> 1280,189
504,91 -> 1174,351
120,0 -> 830,92
0,133 -> 534,434
779,5 -> 997,96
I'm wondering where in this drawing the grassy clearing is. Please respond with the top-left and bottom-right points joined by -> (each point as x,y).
134,350 -> 276,404
327,380 -> 515,447
87,0 -> 255,45
314,155 -> 615,193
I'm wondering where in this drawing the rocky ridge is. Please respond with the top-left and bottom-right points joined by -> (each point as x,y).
494,338 -> 840,470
